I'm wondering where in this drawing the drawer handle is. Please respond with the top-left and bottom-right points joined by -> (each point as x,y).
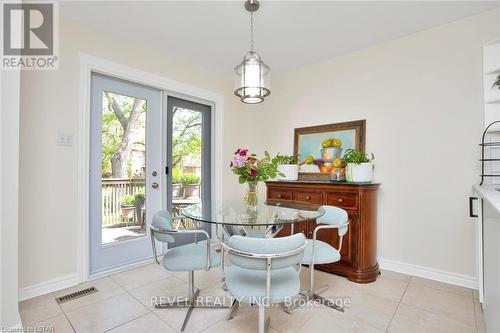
337,198 -> 343,203
277,194 -> 283,198
306,196 -> 311,200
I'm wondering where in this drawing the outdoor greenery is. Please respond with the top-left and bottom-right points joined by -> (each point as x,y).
101,93 -> 146,178
172,167 -> 182,184
133,188 -> 145,203
172,107 -> 202,169
121,195 -> 135,206
272,154 -> 299,165
181,173 -> 201,185
342,149 -> 374,164
230,149 -> 280,184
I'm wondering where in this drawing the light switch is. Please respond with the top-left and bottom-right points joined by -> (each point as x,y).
57,133 -> 73,146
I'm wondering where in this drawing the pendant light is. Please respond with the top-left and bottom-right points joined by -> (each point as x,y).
234,0 -> 271,104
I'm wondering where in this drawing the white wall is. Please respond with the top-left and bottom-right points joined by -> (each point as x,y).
0,68 -> 22,325
19,17 -> 252,291
250,9 -> 500,280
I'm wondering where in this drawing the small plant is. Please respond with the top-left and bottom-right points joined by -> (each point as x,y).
133,188 -> 145,204
121,195 -> 135,206
493,74 -> 500,90
181,173 -> 200,185
342,149 -> 374,165
272,154 -> 299,165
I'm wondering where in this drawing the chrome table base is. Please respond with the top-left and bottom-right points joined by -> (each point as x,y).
155,272 -> 228,332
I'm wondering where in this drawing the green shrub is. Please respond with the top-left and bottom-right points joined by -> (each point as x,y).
181,173 -> 200,185
133,188 -> 145,203
342,149 -> 374,164
121,195 -> 135,206
172,168 -> 182,184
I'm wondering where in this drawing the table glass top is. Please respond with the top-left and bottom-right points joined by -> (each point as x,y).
182,201 -> 325,226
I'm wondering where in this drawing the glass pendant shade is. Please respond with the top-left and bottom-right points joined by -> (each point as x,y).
234,51 -> 271,104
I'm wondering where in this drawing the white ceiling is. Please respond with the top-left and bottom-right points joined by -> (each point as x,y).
61,1 -> 500,75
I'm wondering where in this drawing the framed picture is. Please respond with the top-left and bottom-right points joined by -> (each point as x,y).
294,120 -> 366,174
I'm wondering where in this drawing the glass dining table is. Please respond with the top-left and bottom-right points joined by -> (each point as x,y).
182,200 -> 325,239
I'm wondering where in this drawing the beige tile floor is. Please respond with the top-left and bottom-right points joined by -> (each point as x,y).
20,264 -> 485,333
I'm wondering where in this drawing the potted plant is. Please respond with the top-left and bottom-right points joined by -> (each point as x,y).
230,148 -> 280,207
342,149 -> 375,183
272,154 -> 299,181
172,168 -> 183,198
120,195 -> 136,220
133,188 -> 145,224
182,173 -> 201,198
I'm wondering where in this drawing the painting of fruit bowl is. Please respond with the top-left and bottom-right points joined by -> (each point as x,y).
294,120 -> 366,176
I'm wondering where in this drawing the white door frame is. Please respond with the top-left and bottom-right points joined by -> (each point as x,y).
77,53 -> 224,282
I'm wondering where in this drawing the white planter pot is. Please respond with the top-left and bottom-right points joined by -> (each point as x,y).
346,163 -> 373,183
277,164 -> 299,181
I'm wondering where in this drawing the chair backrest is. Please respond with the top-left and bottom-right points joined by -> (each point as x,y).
316,205 -> 348,237
151,210 -> 176,243
227,233 -> 306,270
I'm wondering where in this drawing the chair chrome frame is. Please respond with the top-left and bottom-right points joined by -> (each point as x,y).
221,240 -> 307,333
150,221 -> 228,332
289,221 -> 349,312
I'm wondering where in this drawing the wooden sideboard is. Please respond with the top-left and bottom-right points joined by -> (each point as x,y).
265,180 -> 380,283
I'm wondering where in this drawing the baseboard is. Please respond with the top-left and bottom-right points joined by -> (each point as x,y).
19,273 -> 81,301
88,257 -> 156,280
378,257 -> 478,290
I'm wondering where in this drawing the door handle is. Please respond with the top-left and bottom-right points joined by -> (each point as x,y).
152,182 -> 159,189
469,197 -> 478,218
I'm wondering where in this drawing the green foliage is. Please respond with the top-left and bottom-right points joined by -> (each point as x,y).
133,188 -> 145,203
231,150 -> 280,184
181,173 -> 200,185
172,168 -> 182,184
172,108 -> 202,169
121,195 -> 135,206
101,93 -> 146,177
342,149 -> 374,165
493,74 -> 500,90
272,153 -> 299,165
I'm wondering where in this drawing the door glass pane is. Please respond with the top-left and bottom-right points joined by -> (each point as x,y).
101,92 -> 147,244
171,106 -> 202,228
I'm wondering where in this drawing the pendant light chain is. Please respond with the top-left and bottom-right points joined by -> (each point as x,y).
250,11 -> 255,52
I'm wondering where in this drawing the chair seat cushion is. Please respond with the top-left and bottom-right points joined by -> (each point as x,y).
163,242 -> 220,272
302,239 -> 340,265
225,265 -> 300,304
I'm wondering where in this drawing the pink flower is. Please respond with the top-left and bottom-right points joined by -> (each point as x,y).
250,168 -> 258,177
239,149 -> 248,157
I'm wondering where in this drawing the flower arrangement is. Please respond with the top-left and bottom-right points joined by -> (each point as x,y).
230,148 -> 280,184
230,148 -> 280,207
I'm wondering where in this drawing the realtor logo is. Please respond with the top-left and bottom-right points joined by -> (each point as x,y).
2,2 -> 58,69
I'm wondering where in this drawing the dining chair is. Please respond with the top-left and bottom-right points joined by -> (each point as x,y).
150,210 -> 227,332
221,233 -> 307,333
290,205 -> 349,312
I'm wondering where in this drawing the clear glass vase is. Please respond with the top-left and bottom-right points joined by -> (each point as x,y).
244,182 -> 258,208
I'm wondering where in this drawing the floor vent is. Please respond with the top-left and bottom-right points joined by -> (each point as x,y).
56,286 -> 98,304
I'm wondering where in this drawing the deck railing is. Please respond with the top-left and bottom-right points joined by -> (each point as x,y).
102,178 -> 145,225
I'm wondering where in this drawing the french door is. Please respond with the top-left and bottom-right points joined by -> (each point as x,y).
89,73 -> 162,275
165,96 -> 212,247
89,73 -> 214,275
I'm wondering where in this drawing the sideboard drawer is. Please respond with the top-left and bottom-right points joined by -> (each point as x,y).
325,192 -> 358,209
268,188 -> 293,201
293,190 -> 322,204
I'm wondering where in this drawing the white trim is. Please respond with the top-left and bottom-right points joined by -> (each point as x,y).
378,257 -> 478,290
88,257 -> 156,281
78,53 -> 224,284
19,273 -> 80,301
